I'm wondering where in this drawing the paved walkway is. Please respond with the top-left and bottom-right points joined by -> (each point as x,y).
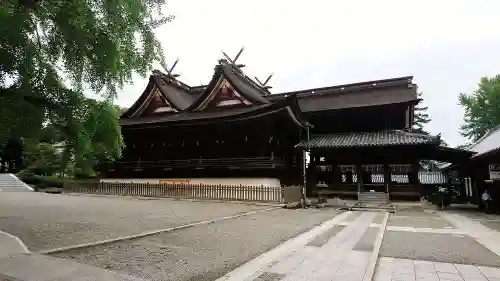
2,203 -> 500,281
218,209 -> 500,281
374,211 -> 500,281
0,230 -> 30,259
0,254 -> 147,281
217,211 -> 383,281
375,257 -> 500,281
0,231 -> 149,281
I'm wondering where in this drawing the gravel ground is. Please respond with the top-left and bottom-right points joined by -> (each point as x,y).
480,220 -> 500,232
0,192 -> 271,251
388,216 -> 454,229
50,208 -> 341,281
380,231 -> 500,267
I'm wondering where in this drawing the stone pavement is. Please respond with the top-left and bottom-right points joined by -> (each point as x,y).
218,209 -> 500,281
374,210 -> 500,281
0,230 -> 148,280
0,230 -> 29,259
217,211 -> 385,281
2,202 -> 500,281
0,254 -> 147,281
375,257 -> 500,281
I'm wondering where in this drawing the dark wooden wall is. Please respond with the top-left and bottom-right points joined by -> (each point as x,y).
305,103 -> 410,134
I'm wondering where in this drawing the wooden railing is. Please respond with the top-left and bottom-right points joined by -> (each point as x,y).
104,157 -> 286,169
64,181 -> 302,203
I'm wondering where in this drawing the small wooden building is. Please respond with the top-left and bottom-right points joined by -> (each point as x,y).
103,57 -> 470,200
445,125 -> 500,211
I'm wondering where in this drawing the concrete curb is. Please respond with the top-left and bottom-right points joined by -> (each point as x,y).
0,230 -> 31,255
61,193 -> 285,207
362,211 -> 389,281
38,207 -> 279,255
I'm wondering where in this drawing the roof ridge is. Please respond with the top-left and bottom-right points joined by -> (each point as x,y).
218,59 -> 271,96
394,129 -> 436,138
152,69 -> 192,91
271,76 -> 414,98
467,124 -> 500,151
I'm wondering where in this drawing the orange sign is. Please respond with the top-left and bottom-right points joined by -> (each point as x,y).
159,179 -> 191,185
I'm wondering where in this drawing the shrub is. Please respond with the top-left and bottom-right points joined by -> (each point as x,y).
16,171 -> 63,190
16,170 -> 40,185
38,175 -> 63,189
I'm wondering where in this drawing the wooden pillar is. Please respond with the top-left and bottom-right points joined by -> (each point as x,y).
384,163 -> 391,194
331,164 -> 340,189
356,163 -> 363,195
410,162 -> 421,197
330,156 -> 340,189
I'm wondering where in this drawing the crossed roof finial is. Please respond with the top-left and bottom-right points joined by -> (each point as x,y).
161,58 -> 180,78
255,73 -> 274,90
221,47 -> 246,69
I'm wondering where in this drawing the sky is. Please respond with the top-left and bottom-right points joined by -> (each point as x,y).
116,0 -> 500,147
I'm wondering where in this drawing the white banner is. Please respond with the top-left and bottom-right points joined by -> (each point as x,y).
489,171 -> 500,180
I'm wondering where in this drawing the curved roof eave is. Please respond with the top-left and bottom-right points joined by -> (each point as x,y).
121,76 -> 157,118
186,61 -> 270,111
467,124 -> 500,154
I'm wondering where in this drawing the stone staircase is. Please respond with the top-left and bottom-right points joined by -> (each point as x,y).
0,173 -> 33,192
353,192 -> 393,211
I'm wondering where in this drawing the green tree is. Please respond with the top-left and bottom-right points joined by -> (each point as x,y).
49,96 -> 124,178
24,141 -> 61,176
0,0 -> 172,141
459,75 -> 500,142
413,92 -> 431,133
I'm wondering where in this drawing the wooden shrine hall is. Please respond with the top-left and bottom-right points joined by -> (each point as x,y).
103,50 -> 472,200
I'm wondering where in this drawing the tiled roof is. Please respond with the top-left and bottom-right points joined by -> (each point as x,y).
296,130 -> 439,149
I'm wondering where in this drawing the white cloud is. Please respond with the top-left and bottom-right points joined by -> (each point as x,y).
117,0 -> 500,147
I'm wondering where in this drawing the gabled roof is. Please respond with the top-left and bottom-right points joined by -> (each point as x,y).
268,76 -> 418,112
467,125 -> 500,159
121,94 -> 309,128
187,59 -> 270,111
121,57 -> 418,124
121,71 -> 194,118
296,130 -> 439,149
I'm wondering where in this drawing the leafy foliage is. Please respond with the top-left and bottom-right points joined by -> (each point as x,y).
456,143 -> 471,150
1,0 -> 170,177
413,92 -> 431,133
459,75 -> 500,142
48,96 -> 125,178
0,0 -> 172,140
24,140 -> 61,176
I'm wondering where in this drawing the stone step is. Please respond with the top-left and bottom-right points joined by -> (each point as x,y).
0,174 -> 33,192
357,192 -> 391,209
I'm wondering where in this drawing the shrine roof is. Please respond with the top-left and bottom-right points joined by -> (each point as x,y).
121,71 -> 194,117
121,59 -> 418,123
268,76 -> 418,111
295,130 -> 439,149
186,59 -> 270,110
121,103 -> 271,126
180,76 -> 418,111
120,94 -> 308,128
